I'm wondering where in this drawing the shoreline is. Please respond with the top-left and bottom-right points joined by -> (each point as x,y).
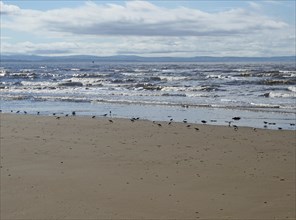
1,113 -> 295,219
1,100 -> 295,130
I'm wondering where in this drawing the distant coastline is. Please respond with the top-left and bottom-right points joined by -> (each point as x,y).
1,54 -> 295,62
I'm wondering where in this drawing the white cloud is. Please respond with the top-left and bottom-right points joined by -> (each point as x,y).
0,1 -> 20,15
248,2 -> 261,10
264,1 -> 283,5
1,1 -> 288,37
0,35 -> 10,40
0,1 -> 294,57
2,31 -> 294,57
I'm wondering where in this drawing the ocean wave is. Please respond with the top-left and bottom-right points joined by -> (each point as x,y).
8,72 -> 38,79
206,74 -> 244,82
92,99 -> 172,106
279,70 -> 296,77
21,81 -> 58,87
288,86 -> 296,92
0,69 -> 8,77
261,79 -> 296,85
1,61 -> 295,115
161,85 -> 219,92
58,81 -> 83,87
0,94 -> 34,100
60,77 -> 105,87
159,76 -> 189,81
250,103 -> 280,108
133,83 -> 162,91
162,93 -> 186,97
268,91 -> 295,98
72,73 -> 109,78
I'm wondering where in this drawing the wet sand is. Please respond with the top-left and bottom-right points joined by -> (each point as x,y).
0,113 -> 295,219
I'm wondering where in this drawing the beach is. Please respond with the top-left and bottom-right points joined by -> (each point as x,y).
0,113 -> 295,219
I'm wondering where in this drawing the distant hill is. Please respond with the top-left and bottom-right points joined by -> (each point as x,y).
1,54 -> 295,62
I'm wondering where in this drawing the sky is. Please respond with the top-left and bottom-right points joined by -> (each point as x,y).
0,0 -> 295,57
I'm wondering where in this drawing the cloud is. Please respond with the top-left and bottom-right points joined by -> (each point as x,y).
1,1 -> 288,37
248,2 -> 261,10
0,1 -> 294,57
264,1 -> 283,5
1,41 -> 79,56
0,1 -> 20,15
2,32 -> 295,57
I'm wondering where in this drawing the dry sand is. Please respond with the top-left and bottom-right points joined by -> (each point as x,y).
0,113 -> 295,219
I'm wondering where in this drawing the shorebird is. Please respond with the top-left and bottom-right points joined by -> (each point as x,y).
92,116 -> 96,119
186,125 -> 191,128
37,112 -> 40,115
72,111 -> 76,116
233,125 -> 238,130
157,123 -> 162,127
109,119 -> 113,123
201,120 -> 207,124
278,127 -> 282,130
183,119 -> 187,123
232,117 -> 241,121
263,121 -> 268,124
103,113 -> 108,117
194,127 -> 200,131
24,111 -> 27,114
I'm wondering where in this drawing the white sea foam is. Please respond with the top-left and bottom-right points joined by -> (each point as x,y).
269,91 -> 295,98
161,86 -> 207,92
159,76 -> 188,81
0,69 -> 7,77
250,103 -> 280,108
288,86 -> 296,93
20,81 -> 58,87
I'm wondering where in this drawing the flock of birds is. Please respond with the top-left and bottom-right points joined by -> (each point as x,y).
1,109 -> 294,131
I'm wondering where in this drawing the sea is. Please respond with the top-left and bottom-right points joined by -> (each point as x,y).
0,61 -> 295,130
